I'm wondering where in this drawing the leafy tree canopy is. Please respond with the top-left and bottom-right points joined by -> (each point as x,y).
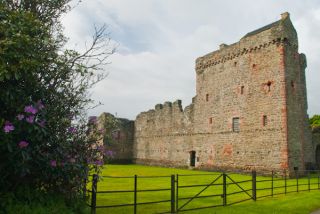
310,115 -> 320,128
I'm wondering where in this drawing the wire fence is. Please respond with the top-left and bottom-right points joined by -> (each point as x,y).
85,170 -> 320,214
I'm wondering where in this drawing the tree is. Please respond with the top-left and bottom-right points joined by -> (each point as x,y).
310,115 -> 320,129
0,0 -> 114,201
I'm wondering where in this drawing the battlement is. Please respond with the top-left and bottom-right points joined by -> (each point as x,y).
137,100 -> 192,120
135,99 -> 194,138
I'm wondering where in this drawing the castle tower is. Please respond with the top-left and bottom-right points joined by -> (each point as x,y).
195,12 -> 313,174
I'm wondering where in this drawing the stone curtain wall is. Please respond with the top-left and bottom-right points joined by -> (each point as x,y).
134,100 -> 195,167
133,13 -> 314,175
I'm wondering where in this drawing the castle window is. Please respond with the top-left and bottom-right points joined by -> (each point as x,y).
252,64 -> 256,69
234,61 -> 237,67
263,115 -> 268,126
209,117 -> 213,124
206,94 -> 209,102
267,81 -> 272,92
241,86 -> 244,94
232,117 -> 240,132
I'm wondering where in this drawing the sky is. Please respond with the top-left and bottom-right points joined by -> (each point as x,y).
62,0 -> 320,120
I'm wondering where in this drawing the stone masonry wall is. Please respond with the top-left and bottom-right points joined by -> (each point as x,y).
133,13 -> 314,176
97,113 -> 134,163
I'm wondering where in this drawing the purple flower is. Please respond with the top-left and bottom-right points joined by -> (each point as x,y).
17,114 -> 25,120
68,127 -> 77,133
105,150 -> 114,157
24,105 -> 38,114
37,120 -> 45,127
26,115 -> 35,123
36,100 -> 45,110
3,121 -> 14,133
94,160 -> 104,166
50,160 -> 57,167
18,141 -> 29,148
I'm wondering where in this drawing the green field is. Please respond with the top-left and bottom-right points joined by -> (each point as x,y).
88,164 -> 320,214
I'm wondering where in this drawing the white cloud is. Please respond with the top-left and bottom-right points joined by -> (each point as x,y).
62,0 -> 320,119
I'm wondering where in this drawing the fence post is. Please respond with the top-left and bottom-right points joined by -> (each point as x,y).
176,174 -> 179,213
308,170 -> 310,191
252,171 -> 256,201
171,175 -> 176,213
271,171 -> 274,197
91,174 -> 98,214
134,175 -> 137,214
284,170 -> 287,194
222,173 -> 227,206
295,168 -> 299,192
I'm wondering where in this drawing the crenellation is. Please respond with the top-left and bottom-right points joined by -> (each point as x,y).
163,101 -> 172,109
172,99 -> 183,112
155,103 -> 163,110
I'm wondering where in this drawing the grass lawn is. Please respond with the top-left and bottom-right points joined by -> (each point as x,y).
89,164 -> 320,214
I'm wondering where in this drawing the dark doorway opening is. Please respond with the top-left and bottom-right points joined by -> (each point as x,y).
316,145 -> 320,169
190,151 -> 196,167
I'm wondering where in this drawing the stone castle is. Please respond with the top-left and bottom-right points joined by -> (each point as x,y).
96,13 -> 320,176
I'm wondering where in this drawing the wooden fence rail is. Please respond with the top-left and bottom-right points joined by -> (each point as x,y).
86,169 -> 320,214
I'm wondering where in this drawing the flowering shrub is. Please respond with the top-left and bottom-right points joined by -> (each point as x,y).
0,100 -> 108,198
0,1 -> 114,203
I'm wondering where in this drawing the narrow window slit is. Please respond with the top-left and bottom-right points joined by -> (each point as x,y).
263,115 -> 268,126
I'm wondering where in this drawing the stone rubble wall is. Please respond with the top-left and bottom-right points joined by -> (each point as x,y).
97,113 -> 134,163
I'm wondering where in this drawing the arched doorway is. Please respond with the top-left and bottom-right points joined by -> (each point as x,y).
190,151 -> 196,167
316,145 -> 320,169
